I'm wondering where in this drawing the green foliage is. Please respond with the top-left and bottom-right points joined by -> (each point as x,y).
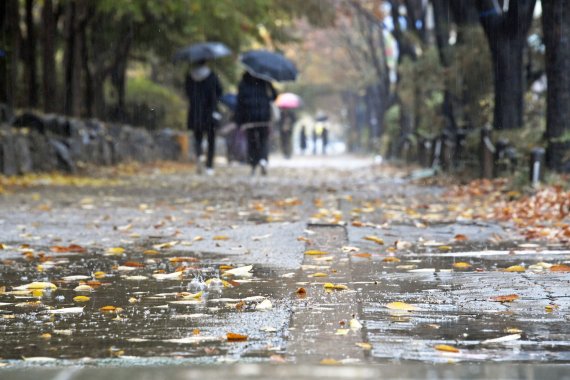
125,77 -> 186,130
398,47 -> 445,137
446,26 -> 494,129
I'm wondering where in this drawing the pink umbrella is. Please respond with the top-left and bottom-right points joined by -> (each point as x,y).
276,92 -> 303,109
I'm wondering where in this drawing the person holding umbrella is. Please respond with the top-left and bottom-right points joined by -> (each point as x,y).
174,42 -> 230,175
235,50 -> 298,176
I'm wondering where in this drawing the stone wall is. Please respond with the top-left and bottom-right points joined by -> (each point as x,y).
0,111 -> 189,175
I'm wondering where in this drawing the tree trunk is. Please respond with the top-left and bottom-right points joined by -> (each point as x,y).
543,0 -> 570,171
0,0 -> 19,109
476,0 -> 537,130
63,1 -> 76,115
489,36 -> 525,130
41,0 -> 57,113
24,0 -> 38,108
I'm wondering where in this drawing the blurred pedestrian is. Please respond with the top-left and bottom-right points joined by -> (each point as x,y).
279,109 -> 296,159
322,126 -> 329,155
235,72 -> 277,175
312,128 -> 318,155
185,60 -> 222,175
300,125 -> 307,154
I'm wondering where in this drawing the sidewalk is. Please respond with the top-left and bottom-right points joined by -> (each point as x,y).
0,155 -> 568,374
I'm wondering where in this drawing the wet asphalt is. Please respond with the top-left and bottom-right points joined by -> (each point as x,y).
0,155 -> 569,379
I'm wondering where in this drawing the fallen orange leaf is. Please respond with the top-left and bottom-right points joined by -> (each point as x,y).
227,332 -> 248,342
454,234 -> 468,241
490,294 -> 519,302
353,253 -> 372,259
550,264 -> 570,272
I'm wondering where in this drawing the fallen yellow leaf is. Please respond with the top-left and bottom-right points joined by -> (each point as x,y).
73,296 -> 90,303
435,344 -> 460,353
385,301 -> 420,311
452,262 -> 472,269
305,250 -> 328,255
355,342 -> 372,350
311,272 -> 328,277
213,235 -> 230,241
438,245 -> 452,252
383,257 -> 401,263
503,265 -> 525,273
364,236 -> 384,245
106,247 -> 125,255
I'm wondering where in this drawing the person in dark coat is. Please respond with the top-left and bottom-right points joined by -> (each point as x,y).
234,72 -> 277,175
185,60 -> 222,174
299,125 -> 307,154
322,126 -> 329,155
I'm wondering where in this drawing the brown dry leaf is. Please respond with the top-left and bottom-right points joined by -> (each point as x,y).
383,257 -> 401,263
434,344 -> 460,353
353,253 -> 372,259
351,221 -> 364,227
490,294 -> 519,302
123,261 -> 145,268
304,250 -> 328,255
363,236 -> 384,245
452,262 -> 472,269
503,265 -> 525,273
295,287 -> 307,296
550,264 -> 570,272
235,300 -> 246,310
454,234 -> 468,241
143,249 -> 160,255
227,332 -> 248,342
213,235 -> 230,241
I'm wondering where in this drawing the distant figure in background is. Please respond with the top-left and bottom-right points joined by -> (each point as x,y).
235,72 -> 277,175
312,128 -> 318,155
185,60 -> 222,175
322,126 -> 329,155
279,109 -> 296,159
299,125 -> 307,154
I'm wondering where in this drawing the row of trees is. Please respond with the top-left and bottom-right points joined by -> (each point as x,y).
337,0 -> 569,172
0,0 -> 330,122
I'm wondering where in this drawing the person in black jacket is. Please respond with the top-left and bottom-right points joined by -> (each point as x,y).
235,72 -> 277,175
185,60 -> 222,175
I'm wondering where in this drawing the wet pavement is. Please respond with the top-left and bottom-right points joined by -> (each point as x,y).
0,156 -> 569,378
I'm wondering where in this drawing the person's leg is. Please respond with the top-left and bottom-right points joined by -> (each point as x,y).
246,128 -> 258,169
193,128 -> 204,174
194,129 -> 203,159
259,126 -> 270,175
206,126 -> 216,169
259,127 -> 270,162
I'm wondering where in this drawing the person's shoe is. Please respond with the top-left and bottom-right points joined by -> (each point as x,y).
259,159 -> 268,176
205,168 -> 215,176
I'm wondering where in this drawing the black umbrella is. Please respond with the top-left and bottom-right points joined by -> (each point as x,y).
240,50 -> 298,82
173,42 -> 231,64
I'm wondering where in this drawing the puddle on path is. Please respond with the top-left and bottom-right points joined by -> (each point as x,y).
0,248 -> 297,365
